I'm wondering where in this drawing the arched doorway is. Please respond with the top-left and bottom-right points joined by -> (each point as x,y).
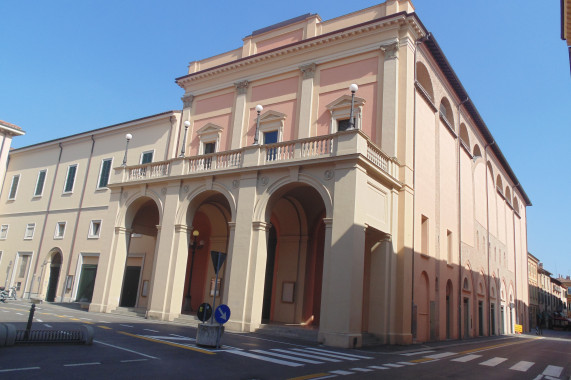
120,197 -> 159,308
261,183 -> 326,327
182,191 -> 231,314
45,250 -> 62,302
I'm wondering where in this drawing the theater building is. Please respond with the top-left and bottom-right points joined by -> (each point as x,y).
0,0 -> 530,347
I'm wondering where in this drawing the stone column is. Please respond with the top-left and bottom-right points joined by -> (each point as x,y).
380,40 -> 400,157
297,63 -> 316,139
230,81 -> 250,150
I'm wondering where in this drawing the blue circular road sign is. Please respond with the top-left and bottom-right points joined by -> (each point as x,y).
215,304 -> 231,324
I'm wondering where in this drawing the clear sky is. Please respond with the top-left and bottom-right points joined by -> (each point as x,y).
1,1 -> 569,277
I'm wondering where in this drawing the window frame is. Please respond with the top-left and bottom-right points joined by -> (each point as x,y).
97,158 -> 113,189
326,95 -> 365,133
196,123 -> 223,155
8,174 -> 20,200
54,221 -> 66,239
24,223 -> 36,240
140,150 -> 154,165
88,220 -> 102,239
0,224 -> 8,240
63,164 -> 78,194
34,169 -> 48,197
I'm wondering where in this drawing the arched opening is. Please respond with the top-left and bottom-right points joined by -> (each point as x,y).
473,144 -> 482,158
183,191 -> 231,314
45,250 -> 62,302
439,97 -> 455,127
261,183 -> 326,327
459,123 -> 470,148
496,175 -> 503,193
505,186 -> 511,202
416,62 -> 434,101
120,197 -> 160,308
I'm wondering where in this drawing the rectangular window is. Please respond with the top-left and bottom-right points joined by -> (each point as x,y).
34,170 -> 47,196
24,223 -> 36,240
0,225 -> 7,239
18,255 -> 29,278
337,118 -> 355,132
97,159 -> 112,189
447,230 -> 453,263
203,142 -> 216,154
8,174 -> 20,199
54,222 -> 66,239
421,215 -> 429,255
89,220 -> 101,238
64,164 -> 78,193
263,131 -> 278,144
140,151 -> 153,164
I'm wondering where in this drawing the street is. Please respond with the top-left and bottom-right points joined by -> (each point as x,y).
1,300 -> 569,380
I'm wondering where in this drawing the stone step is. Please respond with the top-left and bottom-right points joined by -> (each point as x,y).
173,314 -> 201,326
110,307 -> 146,318
254,324 -> 318,342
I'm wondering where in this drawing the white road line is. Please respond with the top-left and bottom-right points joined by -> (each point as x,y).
302,347 -> 373,360
368,366 -> 389,370
542,365 -> 563,377
80,318 -> 92,321
144,329 -> 159,333
425,352 -> 456,359
120,359 -> 148,363
251,349 -> 323,364
0,367 -> 40,373
120,324 -> 134,328
63,315 -> 73,318
226,350 -> 304,367
98,321 -> 109,323
293,348 -> 359,361
383,363 -> 404,368
169,334 -> 187,338
35,319 -> 43,322
144,335 -> 195,341
509,361 -> 534,372
397,362 -> 417,366
276,349 -> 341,362
351,367 -> 373,372
451,354 -> 482,362
479,357 -> 507,367
44,324 -> 52,328
401,350 -> 435,356
63,362 -> 101,367
330,370 -> 354,375
16,312 -> 23,315
94,340 -> 159,360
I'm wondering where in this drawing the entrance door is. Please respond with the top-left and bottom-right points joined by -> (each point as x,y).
76,265 -> 98,302
500,305 -> 505,334
46,265 -> 61,302
446,295 -> 451,339
478,301 -> 484,336
261,226 -> 277,323
491,304 -> 496,335
463,298 -> 469,338
120,266 -> 141,307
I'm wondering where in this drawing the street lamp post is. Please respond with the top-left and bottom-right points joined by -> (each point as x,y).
121,133 -> 133,166
184,229 -> 204,312
348,83 -> 358,130
180,121 -> 190,157
253,104 -> 263,145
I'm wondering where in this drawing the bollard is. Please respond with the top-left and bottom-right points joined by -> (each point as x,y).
24,303 -> 35,341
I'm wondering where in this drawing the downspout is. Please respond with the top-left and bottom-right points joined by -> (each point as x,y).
29,143 -> 64,298
0,133 -> 8,198
411,32 -> 430,340
484,140 -> 495,335
60,135 -> 96,302
456,97 -> 469,339
512,183 -> 519,330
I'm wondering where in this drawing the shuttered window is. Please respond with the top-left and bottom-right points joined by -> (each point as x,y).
98,159 -> 112,188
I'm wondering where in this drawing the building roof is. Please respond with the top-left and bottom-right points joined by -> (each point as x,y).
0,119 -> 25,136
562,0 -> 571,73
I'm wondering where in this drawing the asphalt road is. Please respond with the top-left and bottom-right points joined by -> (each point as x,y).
1,300 -> 569,380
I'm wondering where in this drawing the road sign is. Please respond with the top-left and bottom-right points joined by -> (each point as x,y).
210,251 -> 227,275
197,303 -> 212,322
215,304 -> 231,324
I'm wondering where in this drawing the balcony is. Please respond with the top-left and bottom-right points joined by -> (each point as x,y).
111,130 -> 399,186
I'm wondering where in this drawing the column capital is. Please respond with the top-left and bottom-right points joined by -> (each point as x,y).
252,221 -> 271,231
114,226 -> 133,235
380,40 -> 399,60
300,63 -> 317,79
174,224 -> 192,233
234,80 -> 250,95
323,218 -> 333,227
228,222 -> 237,231
181,94 -> 194,108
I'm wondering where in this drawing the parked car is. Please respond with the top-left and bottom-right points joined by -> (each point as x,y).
552,312 -> 571,330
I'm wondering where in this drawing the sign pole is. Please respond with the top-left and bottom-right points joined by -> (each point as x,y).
211,252 -> 221,325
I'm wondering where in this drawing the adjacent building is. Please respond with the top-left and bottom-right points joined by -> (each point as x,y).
0,0 -> 531,347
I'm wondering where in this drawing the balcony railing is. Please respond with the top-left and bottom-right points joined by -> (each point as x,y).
114,130 -> 398,184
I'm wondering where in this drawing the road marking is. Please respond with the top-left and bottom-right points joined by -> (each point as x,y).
170,333 -> 187,338
63,315 -> 73,317
227,350 -> 304,367
410,358 -> 435,363
64,362 -> 101,367
510,361 -> 534,372
452,354 -> 482,362
120,359 -> 148,363
479,357 -> 507,367
94,340 -> 159,359
144,335 -> 195,341
383,363 -> 404,368
80,318 -> 93,321
425,352 -> 456,359
368,365 -> 389,370
330,370 -> 354,375
118,331 -> 215,355
44,324 -> 52,328
16,312 -> 23,315
397,361 -> 417,366
144,329 -> 159,333
98,325 -> 112,330
252,349 -> 323,364
351,367 -> 373,372
120,324 -> 134,328
542,365 -> 563,377
460,339 -> 535,355
401,350 -> 436,356
301,347 -> 373,360
36,319 -> 43,322
276,349 -> 341,362
0,367 -> 40,373
287,374 -> 334,380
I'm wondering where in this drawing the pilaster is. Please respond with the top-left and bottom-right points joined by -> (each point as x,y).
380,40 -> 399,157
230,81 -> 250,150
298,63 -> 316,139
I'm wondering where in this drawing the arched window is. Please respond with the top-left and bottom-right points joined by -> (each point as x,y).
473,144 -> 482,158
416,62 -> 434,101
459,123 -> 470,148
463,277 -> 469,290
496,175 -> 503,194
439,97 -> 454,129
505,187 -> 511,202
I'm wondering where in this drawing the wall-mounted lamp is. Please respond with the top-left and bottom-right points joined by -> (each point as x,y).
253,104 -> 263,145
122,133 -> 133,166
180,121 -> 190,157
348,83 -> 358,130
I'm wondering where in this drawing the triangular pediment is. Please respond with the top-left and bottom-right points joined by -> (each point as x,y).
326,95 -> 366,110
259,110 -> 287,123
196,123 -> 223,135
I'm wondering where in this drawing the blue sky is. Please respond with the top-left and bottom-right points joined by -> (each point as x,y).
1,1 -> 569,277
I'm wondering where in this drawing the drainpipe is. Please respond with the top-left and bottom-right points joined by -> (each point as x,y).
29,143 -> 64,299
411,32 -> 430,340
512,183 -> 519,330
456,97 -> 469,339
60,135 -> 96,302
484,140 -> 495,335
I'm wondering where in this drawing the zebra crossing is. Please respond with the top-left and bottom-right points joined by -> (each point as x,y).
225,347 -> 374,367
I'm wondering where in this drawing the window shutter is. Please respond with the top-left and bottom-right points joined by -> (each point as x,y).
65,165 -> 77,192
9,175 -> 19,199
99,160 -> 112,188
35,170 -> 46,196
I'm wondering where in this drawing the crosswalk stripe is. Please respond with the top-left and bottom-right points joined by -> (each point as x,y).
301,347 -> 373,359
368,366 -> 389,370
351,368 -> 373,372
274,349 -> 341,362
251,350 -> 323,364
479,357 -> 507,367
226,350 -> 303,367
510,361 -> 534,372
383,363 -> 403,368
401,350 -> 435,356
330,370 -> 354,375
292,348 -> 360,361
542,365 -> 563,377
397,362 -> 417,366
425,352 -> 456,359
451,354 -> 482,362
